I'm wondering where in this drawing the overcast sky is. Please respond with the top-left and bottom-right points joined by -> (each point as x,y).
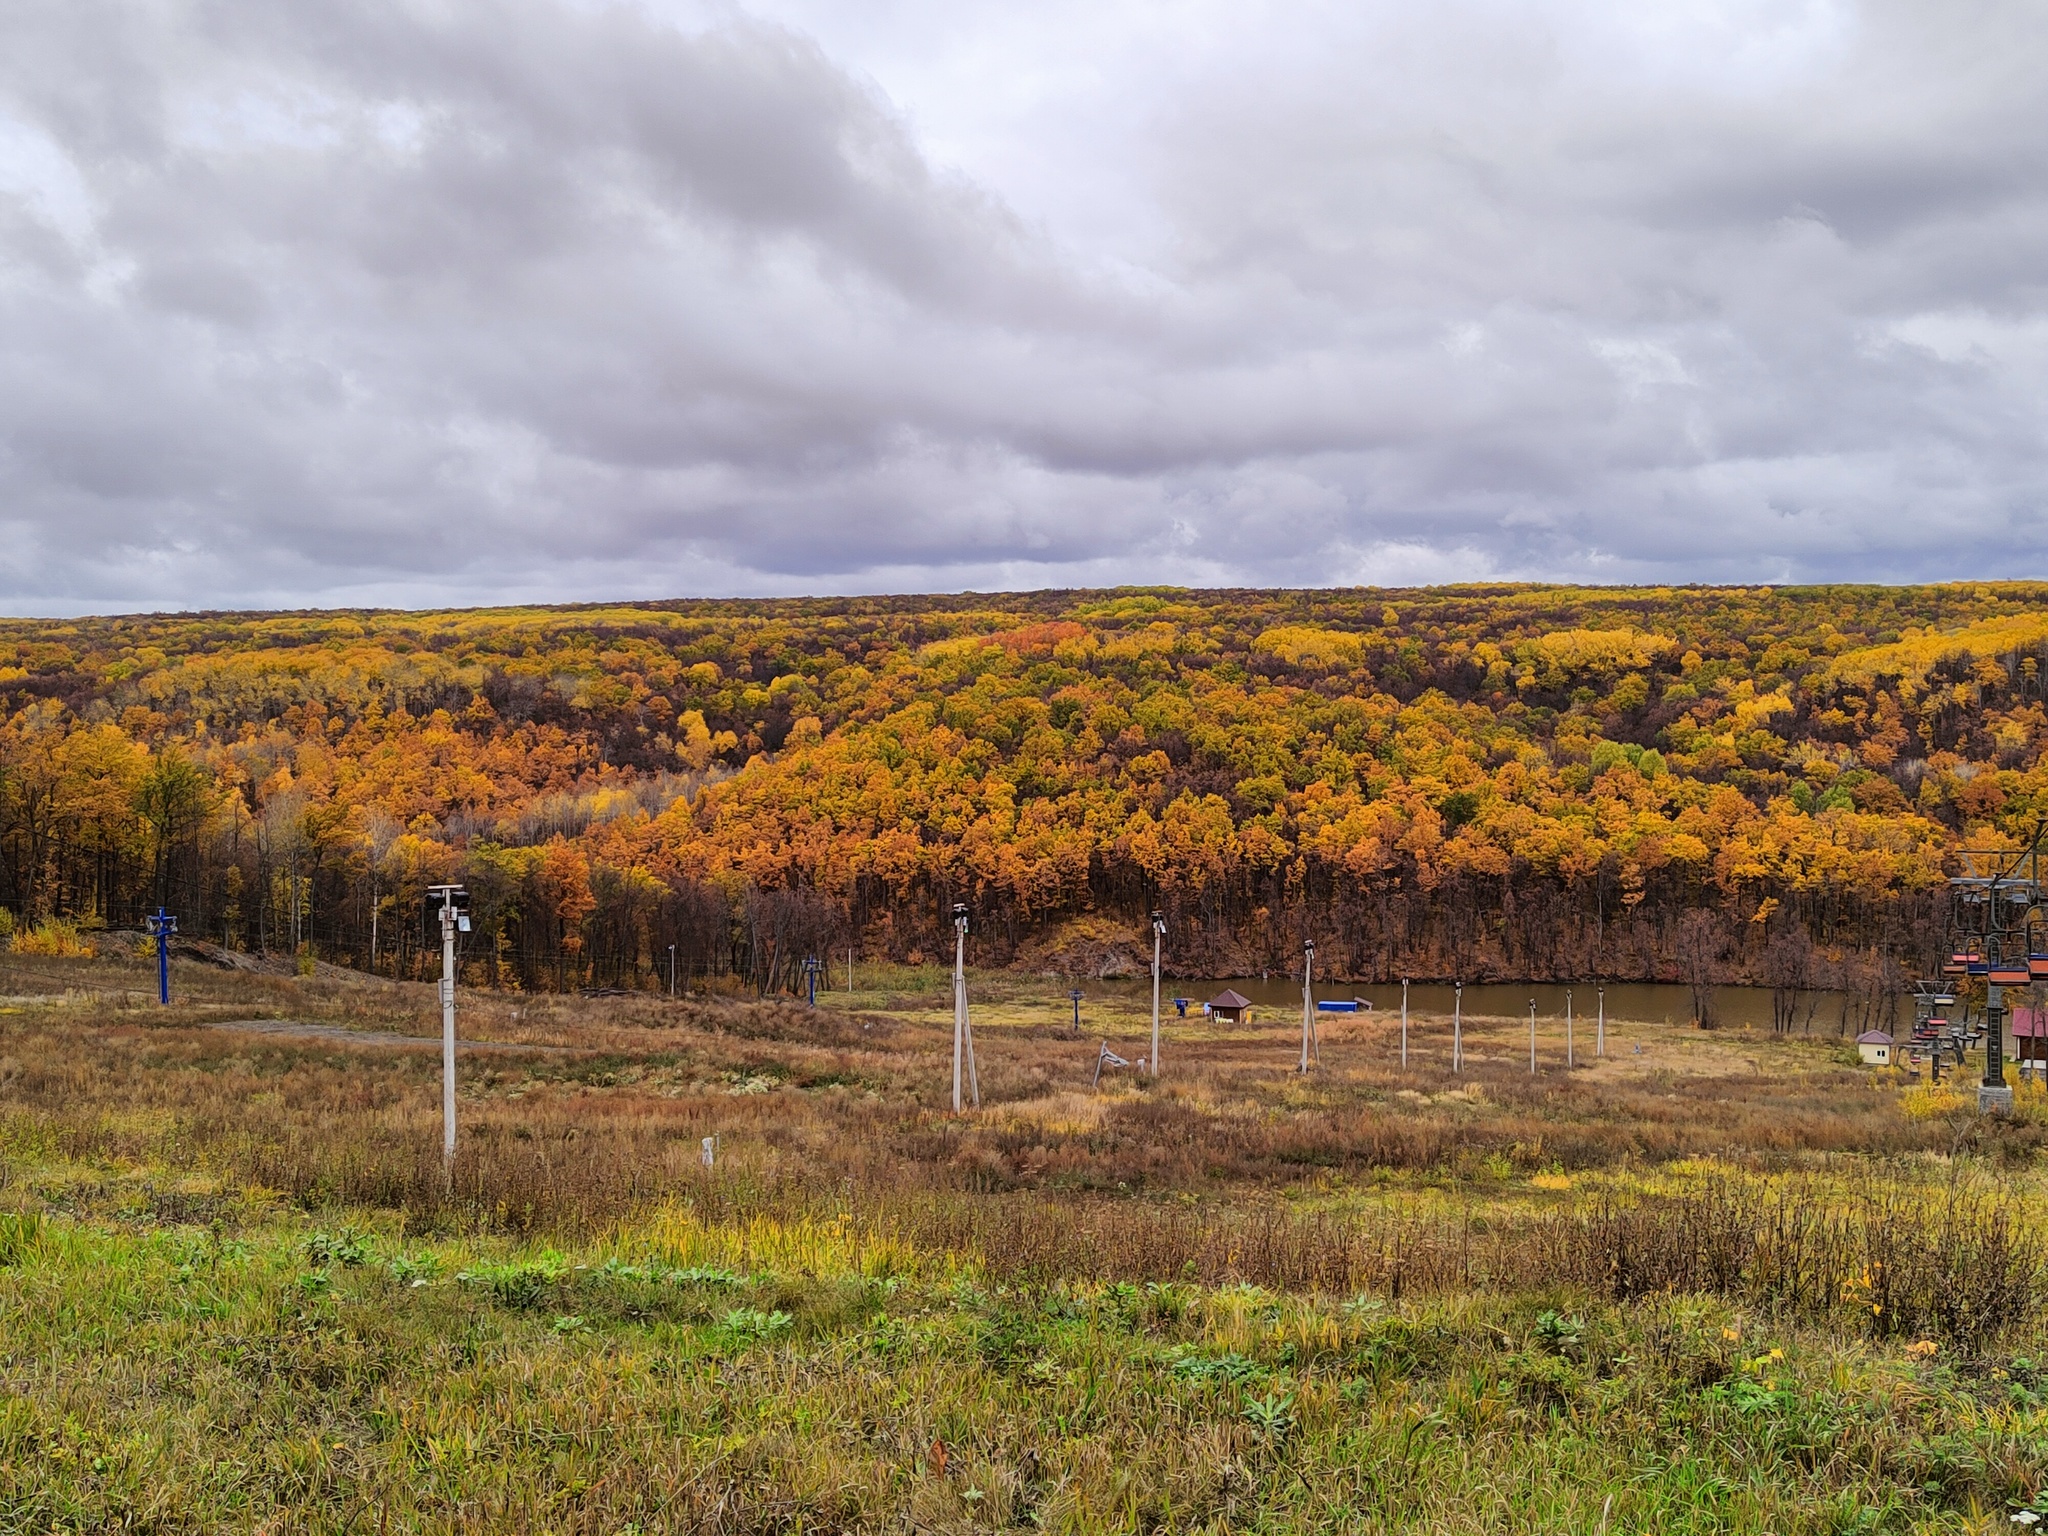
3,0 -> 2045,613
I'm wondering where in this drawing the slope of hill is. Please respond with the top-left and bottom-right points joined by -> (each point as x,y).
0,583 -> 2042,993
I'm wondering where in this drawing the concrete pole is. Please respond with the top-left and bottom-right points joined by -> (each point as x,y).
1151,917 -> 1164,1077
1453,982 -> 1463,1073
952,908 -> 978,1111
952,923 -> 966,1113
441,904 -> 457,1170
1528,999 -> 1537,1076
1400,978 -> 1408,1069
1566,988 -> 1574,1068
1300,941 -> 1316,1073
1597,987 -> 1605,1057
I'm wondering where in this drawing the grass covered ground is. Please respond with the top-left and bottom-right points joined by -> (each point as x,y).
4,950 -> 2048,1531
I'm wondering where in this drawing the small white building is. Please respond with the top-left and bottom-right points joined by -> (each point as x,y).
1857,1030 -> 1894,1066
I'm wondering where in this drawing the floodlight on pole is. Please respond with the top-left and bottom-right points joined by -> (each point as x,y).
1299,939 -> 1319,1073
1150,910 -> 1166,1077
804,955 -> 821,1008
951,904 -> 979,1112
426,884 -> 469,1175
146,908 -> 177,1005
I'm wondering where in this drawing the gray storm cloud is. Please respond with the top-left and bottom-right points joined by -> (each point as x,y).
0,0 -> 2045,610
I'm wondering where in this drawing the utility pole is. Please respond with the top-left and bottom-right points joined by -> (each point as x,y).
951,904 -> 979,1112
1566,988 -> 1574,1068
668,943 -> 677,998
1400,977 -> 1408,1068
1597,985 -> 1606,1057
1453,981 -> 1463,1073
1299,938 -> 1319,1073
426,884 -> 469,1174
146,908 -> 177,1005
1150,910 -> 1166,1077
1529,999 -> 1537,1075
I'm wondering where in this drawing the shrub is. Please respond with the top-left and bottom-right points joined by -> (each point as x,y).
11,918 -> 93,957
459,1253 -> 569,1310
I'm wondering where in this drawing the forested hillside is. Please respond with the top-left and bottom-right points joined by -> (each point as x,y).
0,584 -> 2041,998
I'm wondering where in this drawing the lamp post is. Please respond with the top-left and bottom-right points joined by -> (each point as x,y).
1400,977 -> 1409,1069
145,908 -> 177,1005
804,955 -> 821,1007
1069,988 -> 1083,1032
1529,998 -> 1537,1076
1597,985 -> 1606,1057
426,884 -> 470,1173
667,943 -> 677,999
951,904 -> 979,1112
1150,910 -> 1166,1077
1566,988 -> 1574,1068
1453,981 -> 1463,1073
1299,938 -> 1318,1073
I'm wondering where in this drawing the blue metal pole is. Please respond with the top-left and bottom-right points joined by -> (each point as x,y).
155,909 -> 170,1005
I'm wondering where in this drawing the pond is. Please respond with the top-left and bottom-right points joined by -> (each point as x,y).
1069,976 -> 1906,1034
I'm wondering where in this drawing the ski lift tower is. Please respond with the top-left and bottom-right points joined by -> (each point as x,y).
1937,819 -> 2048,1114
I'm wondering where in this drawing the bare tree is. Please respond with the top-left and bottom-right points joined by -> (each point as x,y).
1762,920 -> 1817,1035
361,808 -> 401,975
1675,909 -> 1726,1028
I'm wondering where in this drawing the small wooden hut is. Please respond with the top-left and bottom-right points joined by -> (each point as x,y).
1856,1030 -> 1893,1066
1209,988 -> 1253,1024
2013,1007 -> 2048,1066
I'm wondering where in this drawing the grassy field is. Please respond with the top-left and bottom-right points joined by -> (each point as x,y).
4,951 -> 2048,1532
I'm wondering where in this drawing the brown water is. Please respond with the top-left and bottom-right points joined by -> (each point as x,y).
1072,976 -> 1905,1033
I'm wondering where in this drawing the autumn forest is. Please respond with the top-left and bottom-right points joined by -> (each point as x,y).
0,584 -> 2038,1005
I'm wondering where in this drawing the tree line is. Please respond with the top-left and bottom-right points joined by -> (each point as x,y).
0,584 -> 2042,1005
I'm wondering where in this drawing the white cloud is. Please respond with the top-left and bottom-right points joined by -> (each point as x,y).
1,0 -> 2047,613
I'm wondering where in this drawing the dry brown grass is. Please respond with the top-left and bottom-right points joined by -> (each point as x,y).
4,949 -> 2040,1347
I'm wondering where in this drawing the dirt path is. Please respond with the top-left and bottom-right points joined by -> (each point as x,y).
192,1019 -> 573,1053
